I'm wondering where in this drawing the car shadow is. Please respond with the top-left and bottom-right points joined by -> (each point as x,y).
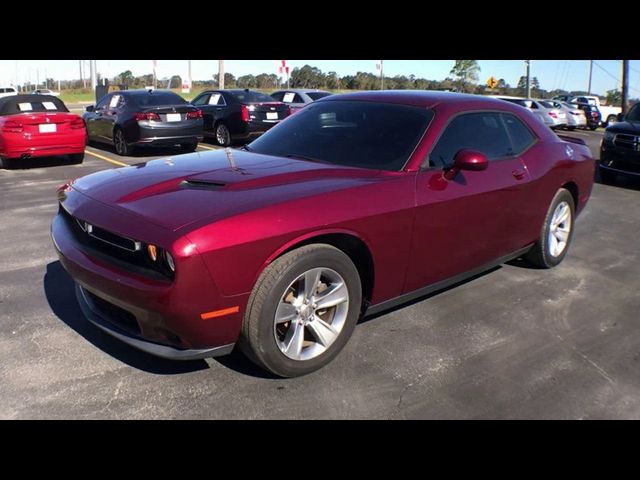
86,140 -> 187,159
43,261 -> 209,375
2,155 -> 81,170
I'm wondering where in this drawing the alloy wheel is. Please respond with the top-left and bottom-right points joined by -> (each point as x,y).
548,201 -> 572,257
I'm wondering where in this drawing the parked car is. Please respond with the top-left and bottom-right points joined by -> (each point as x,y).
52,91 -> 595,377
599,102 -> 640,183
270,89 -> 332,114
554,101 -> 587,130
0,94 -> 86,169
573,102 -> 602,130
32,89 -> 61,97
494,96 -> 555,128
536,100 -> 568,129
553,94 -> 620,127
0,86 -> 18,98
83,89 -> 203,156
190,89 -> 289,147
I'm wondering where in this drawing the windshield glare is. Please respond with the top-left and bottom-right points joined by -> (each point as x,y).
247,100 -> 434,171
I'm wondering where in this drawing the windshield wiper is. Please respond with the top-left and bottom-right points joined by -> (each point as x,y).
284,154 -> 328,164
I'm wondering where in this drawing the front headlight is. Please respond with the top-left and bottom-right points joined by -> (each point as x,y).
165,251 -> 175,273
604,130 -> 615,141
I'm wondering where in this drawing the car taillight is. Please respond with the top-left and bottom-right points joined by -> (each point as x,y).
70,117 -> 85,129
186,110 -> 202,119
548,112 -> 557,118
134,112 -> 161,121
241,105 -> 249,122
287,105 -> 292,117
2,120 -> 23,133
591,112 -> 598,118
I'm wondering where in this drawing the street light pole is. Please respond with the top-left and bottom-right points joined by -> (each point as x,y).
525,60 -> 531,98
219,60 -> 224,89
587,60 -> 593,95
380,60 -> 384,90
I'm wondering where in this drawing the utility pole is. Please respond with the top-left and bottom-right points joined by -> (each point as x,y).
380,60 -> 384,90
525,60 -> 531,98
621,60 -> 630,116
188,60 -> 192,91
219,60 -> 224,89
90,60 -> 96,90
587,60 -> 593,95
79,60 -> 83,88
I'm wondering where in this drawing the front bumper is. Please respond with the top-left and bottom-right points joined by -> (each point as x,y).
600,142 -> 640,175
51,202 -> 245,360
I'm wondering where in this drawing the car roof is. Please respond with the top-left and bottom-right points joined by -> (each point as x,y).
323,90 -> 529,110
273,89 -> 330,94
117,89 -> 179,96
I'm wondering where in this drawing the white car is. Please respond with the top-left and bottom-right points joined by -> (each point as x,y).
0,86 -> 18,98
32,89 -> 60,97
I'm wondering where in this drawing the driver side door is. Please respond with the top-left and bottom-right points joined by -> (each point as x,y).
404,111 -> 533,293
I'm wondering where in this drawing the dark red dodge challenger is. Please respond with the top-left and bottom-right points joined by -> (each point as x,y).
51,91 -> 595,377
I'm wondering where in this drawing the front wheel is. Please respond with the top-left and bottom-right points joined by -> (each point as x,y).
525,188 -> 575,268
606,115 -> 618,127
215,122 -> 231,147
240,244 -> 362,377
0,157 -> 12,169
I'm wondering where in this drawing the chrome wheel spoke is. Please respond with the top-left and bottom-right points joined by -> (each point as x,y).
304,269 -> 322,300
275,302 -> 298,324
555,228 -> 569,242
283,321 -> 305,359
315,282 -> 348,310
307,315 -> 339,347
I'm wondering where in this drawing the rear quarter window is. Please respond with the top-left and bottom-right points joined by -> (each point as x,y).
501,113 -> 536,154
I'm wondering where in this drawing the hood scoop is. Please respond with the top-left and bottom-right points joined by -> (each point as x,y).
180,179 -> 227,190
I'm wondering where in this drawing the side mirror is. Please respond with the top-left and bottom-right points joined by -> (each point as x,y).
444,149 -> 488,180
617,113 -> 624,122
85,105 -> 95,112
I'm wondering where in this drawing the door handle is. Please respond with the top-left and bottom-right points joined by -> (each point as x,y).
512,169 -> 526,180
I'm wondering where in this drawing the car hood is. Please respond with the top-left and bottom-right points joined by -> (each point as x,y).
71,149 -> 386,232
607,121 -> 640,135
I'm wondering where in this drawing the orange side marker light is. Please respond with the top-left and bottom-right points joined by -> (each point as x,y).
200,306 -> 240,320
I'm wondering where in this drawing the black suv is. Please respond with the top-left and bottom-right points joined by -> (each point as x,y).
600,102 -> 640,183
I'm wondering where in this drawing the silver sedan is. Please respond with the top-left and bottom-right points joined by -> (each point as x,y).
270,89 -> 332,114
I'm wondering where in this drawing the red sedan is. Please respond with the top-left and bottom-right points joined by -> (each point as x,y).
0,95 -> 86,168
51,91 -> 595,377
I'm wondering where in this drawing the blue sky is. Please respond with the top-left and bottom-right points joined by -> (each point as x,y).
1,59 -> 639,96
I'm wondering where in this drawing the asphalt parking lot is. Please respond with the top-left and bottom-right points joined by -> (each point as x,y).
2,128 -> 640,419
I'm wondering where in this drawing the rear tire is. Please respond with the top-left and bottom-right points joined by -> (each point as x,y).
113,128 -> 131,156
69,153 -> 84,164
525,188 -> 575,269
239,244 -> 362,377
214,122 -> 231,147
0,157 -> 12,169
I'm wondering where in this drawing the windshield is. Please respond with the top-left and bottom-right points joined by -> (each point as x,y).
627,104 -> 640,122
247,100 -> 433,171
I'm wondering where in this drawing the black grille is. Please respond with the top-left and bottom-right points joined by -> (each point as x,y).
84,289 -> 141,336
59,204 -> 173,282
614,134 -> 639,151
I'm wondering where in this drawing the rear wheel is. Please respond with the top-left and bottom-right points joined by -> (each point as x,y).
215,122 -> 231,147
240,244 -> 362,377
113,128 -> 131,156
0,157 -> 12,169
69,152 -> 84,164
525,188 -> 575,268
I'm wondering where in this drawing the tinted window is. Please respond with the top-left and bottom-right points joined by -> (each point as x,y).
248,100 -> 433,171
230,90 -> 275,103
626,103 -> 640,122
502,113 -> 536,154
96,95 -> 111,109
429,112 -> 512,168
130,91 -> 186,107
192,94 -> 210,106
271,92 -> 285,101
539,101 -> 555,108
307,92 -> 332,101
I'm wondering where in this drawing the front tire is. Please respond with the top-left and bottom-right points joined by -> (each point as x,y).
525,188 -> 575,268
240,244 -> 362,377
214,122 -> 231,147
113,128 -> 131,156
0,157 -> 12,169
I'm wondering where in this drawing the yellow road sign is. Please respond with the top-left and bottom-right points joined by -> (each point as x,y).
487,76 -> 498,89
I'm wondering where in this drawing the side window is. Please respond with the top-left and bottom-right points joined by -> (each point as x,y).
96,95 -> 111,110
429,112 -> 513,168
501,113 -> 536,154
293,94 -> 305,103
271,92 -> 284,101
192,94 -> 210,106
